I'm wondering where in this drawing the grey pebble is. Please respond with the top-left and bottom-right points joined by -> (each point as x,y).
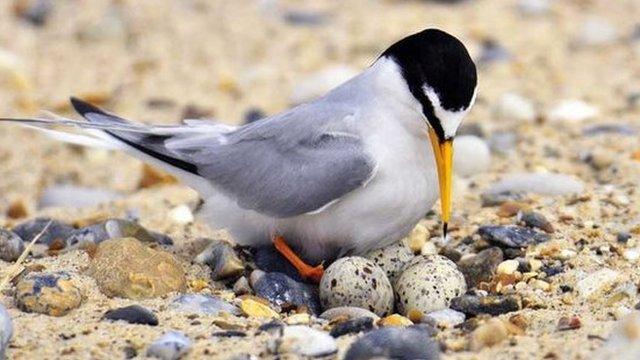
450,294 -> 521,316
478,39 -> 512,65
12,217 -> 73,246
488,131 -> 517,155
0,228 -> 25,262
478,225 -> 550,248
519,211 -> 554,233
344,326 -> 440,360
330,317 -> 375,338
481,191 -> 526,207
424,309 -> 466,328
66,219 -> 171,249
583,123 -> 637,136
250,270 -> 321,314
103,305 -> 158,326
196,240 -> 244,281
457,247 -> 503,288
319,306 -> 380,321
169,294 -> 239,316
147,331 -> 191,360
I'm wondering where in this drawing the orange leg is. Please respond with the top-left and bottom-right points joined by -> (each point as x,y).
272,235 -> 324,283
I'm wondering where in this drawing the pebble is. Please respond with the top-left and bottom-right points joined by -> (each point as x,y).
167,205 -> 193,225
470,318 -> 509,350
519,211 -> 554,233
583,123 -> 637,137
494,92 -> 537,122
517,0 -> 550,16
13,0 -> 53,26
240,298 -> 280,319
406,224 -> 429,253
593,312 -> 640,359
0,304 -> 12,359
576,18 -> 618,47
488,131 -> 517,155
479,225 -> 550,248
232,276 -> 252,296
395,255 -> 467,315
146,331 -> 191,360
15,271 -> 82,316
38,185 -> 121,209
170,294 -> 239,316
319,256 -> 394,316
289,66 -> 358,104
0,227 -> 25,262
66,219 -> 171,249
329,317 -> 375,337
450,294 -> 521,316
484,173 -> 584,196
271,326 -> 337,357
196,240 -> 244,281
87,237 -> 186,299
103,305 -> 158,326
284,313 -> 310,325
283,11 -> 326,26
344,326 -> 439,360
320,306 -> 380,321
478,39 -> 512,65
548,99 -> 599,123
424,309 -> 466,328
557,316 -> 581,331
481,191 -> 525,207
497,259 -> 520,275
365,241 -> 415,283
453,135 -> 491,177
250,270 -> 321,314
623,248 -> 640,262
379,314 -> 413,327
243,107 -> 266,124
457,247 -> 503,287
576,268 -> 620,300
617,232 -> 632,243
12,217 -> 74,246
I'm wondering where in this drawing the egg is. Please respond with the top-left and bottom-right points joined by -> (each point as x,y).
395,255 -> 466,316
319,256 -> 394,316
365,241 -> 415,283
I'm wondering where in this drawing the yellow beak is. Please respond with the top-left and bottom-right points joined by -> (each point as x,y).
428,128 -> 453,237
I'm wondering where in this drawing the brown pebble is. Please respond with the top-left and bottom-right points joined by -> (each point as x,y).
6,199 -> 28,219
557,316 -> 581,331
497,202 -> 522,218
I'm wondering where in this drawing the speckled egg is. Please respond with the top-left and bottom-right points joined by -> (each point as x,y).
395,255 -> 466,316
365,241 -> 415,283
319,256 -> 394,316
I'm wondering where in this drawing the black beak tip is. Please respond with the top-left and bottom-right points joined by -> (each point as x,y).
443,222 -> 448,238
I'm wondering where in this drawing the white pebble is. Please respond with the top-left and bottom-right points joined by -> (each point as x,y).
623,248 -> 640,263
453,136 -> 491,177
424,309 -> 465,328
273,326 -> 337,357
290,66 -> 358,104
577,18 -> 618,46
168,205 -> 194,225
147,331 -> 192,360
485,172 -> 584,196
548,99 -> 599,123
421,241 -> 438,255
494,92 -> 537,122
517,0 -> 551,16
496,260 -> 519,275
576,269 -> 620,300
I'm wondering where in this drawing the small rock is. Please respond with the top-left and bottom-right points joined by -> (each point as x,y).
243,108 -> 266,124
0,304 -> 12,359
617,232 -> 632,243
344,326 -> 439,360
478,39 -> 512,65
290,66 -> 358,104
583,124 -> 637,137
470,318 -> 509,350
458,247 -> 503,287
15,271 -> 82,316
147,331 -> 191,360
330,317 -> 375,337
576,268 -> 620,300
12,0 -> 53,26
406,224 -> 429,253
395,255 -> 467,315
365,241 -> 415,283
240,298 -> 280,319
485,173 -> 584,196
496,259 -> 519,275
379,314 -> 413,327
232,276 -> 252,296
450,295 -> 521,316
557,316 -> 581,331
196,240 -> 244,281
250,270 -> 321,314
12,217 -> 74,246
478,225 -> 550,248
548,99 -> 599,123
516,0 -> 550,16
103,305 -> 158,326
488,131 -> 518,155
623,248 -> 640,263
167,205 -> 193,225
519,211 -> 554,233
453,136 -> 491,177
38,185 -> 121,209
494,92 -> 537,122
481,191 -> 525,207
169,294 -> 239,316
0,228 -> 25,262
424,309 -> 466,328
87,238 -> 186,299
319,257 -> 394,317
181,104 -> 213,119
283,11 -> 326,26
576,18 -> 618,47
272,326 -> 337,357
320,307 -> 380,321
284,313 -> 310,325
593,312 -> 640,359
66,219 -> 170,250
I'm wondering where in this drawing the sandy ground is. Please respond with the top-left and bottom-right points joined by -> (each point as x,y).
0,0 -> 639,359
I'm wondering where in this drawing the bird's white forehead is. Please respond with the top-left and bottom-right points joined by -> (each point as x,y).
423,85 -> 477,139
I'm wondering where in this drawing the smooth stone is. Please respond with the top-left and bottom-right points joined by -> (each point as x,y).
87,238 -> 186,299
583,123 -> 637,136
12,217 -> 74,246
103,305 -> 158,326
15,271 -> 82,316
250,270 -> 321,314
169,294 -> 239,316
379,314 -> 413,327
519,211 -> 554,233
593,312 -> 640,359
424,309 -> 466,328
576,18 -> 618,46
232,276 -> 252,296
576,269 -> 620,300
481,191 -> 526,206
196,240 -> 244,281
484,173 -> 584,196
478,39 -> 512,65
548,99 -> 598,122
0,304 -> 12,359
488,131 -> 517,155
240,298 -> 280,319
66,219 -> 171,249
319,306 -> 380,321
38,185 -> 121,209
395,255 -> 467,316
457,247 -> 503,287
517,0 -> 550,16
344,326 -> 439,360
453,136 -> 491,177
147,331 -> 191,360
365,241 -> 415,283
450,294 -> 521,316
0,228 -> 25,261
494,92 -> 537,122
271,326 -> 337,357
330,317 -> 375,337
319,257 -> 394,317
479,225 -> 549,248
289,66 -> 358,104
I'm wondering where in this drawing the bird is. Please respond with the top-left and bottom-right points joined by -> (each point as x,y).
0,28 -> 477,283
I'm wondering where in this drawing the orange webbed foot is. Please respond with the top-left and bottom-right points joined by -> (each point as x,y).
272,235 -> 324,283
